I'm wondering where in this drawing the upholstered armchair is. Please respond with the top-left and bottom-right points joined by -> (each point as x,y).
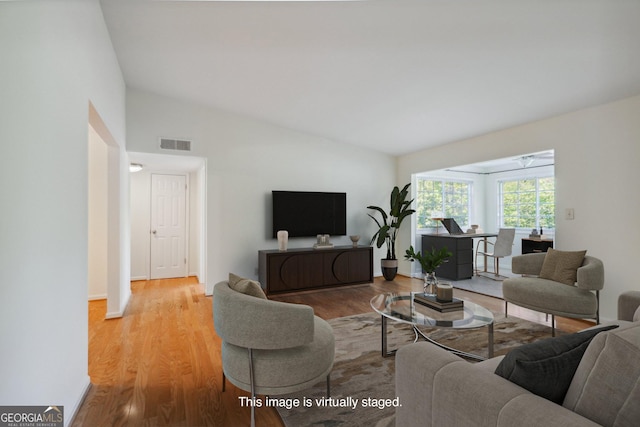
213,278 -> 335,427
503,251 -> 604,335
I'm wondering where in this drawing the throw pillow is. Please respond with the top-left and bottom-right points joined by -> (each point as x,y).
539,248 -> 587,286
228,273 -> 267,299
495,325 -> 618,404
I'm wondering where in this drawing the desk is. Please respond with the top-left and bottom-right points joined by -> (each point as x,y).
422,233 -> 498,280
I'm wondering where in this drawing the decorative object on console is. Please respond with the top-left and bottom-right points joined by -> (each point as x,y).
404,245 -> 452,294
276,230 -> 288,252
313,234 -> 334,249
367,183 -> 415,280
349,235 -> 360,247
467,224 -> 484,234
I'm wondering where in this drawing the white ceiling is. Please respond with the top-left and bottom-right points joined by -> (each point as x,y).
100,0 -> 640,156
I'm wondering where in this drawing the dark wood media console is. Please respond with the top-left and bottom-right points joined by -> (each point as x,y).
258,246 -> 373,294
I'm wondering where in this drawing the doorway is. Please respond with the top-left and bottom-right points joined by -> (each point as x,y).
87,103 -> 130,319
129,152 -> 207,284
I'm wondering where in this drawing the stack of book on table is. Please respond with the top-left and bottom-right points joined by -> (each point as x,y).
414,293 -> 464,312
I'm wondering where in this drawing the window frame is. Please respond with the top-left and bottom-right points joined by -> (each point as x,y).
415,176 -> 473,232
498,175 -> 555,231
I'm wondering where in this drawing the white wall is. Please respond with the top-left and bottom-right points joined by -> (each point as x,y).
0,1 -> 126,424
398,95 -> 640,321
88,125 -> 109,299
130,171 -> 151,280
126,89 -> 396,292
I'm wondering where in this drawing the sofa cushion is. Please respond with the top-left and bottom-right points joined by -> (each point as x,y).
495,325 -> 617,404
563,322 -> 640,427
229,273 -> 267,299
539,248 -> 587,285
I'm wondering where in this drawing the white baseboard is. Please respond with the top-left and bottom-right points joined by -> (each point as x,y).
105,310 -> 123,319
88,294 -> 107,301
130,275 -> 148,281
66,376 -> 91,427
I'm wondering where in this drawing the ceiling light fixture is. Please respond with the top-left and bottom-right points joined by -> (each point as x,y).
129,163 -> 143,173
518,156 -> 535,168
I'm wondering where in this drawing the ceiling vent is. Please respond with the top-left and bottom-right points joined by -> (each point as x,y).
159,137 -> 192,152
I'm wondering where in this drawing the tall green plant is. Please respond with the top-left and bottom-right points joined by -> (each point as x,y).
367,183 -> 416,260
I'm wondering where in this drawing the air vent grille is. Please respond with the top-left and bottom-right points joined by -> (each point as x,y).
160,138 -> 192,151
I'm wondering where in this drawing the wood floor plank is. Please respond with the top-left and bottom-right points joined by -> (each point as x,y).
74,275 -> 590,427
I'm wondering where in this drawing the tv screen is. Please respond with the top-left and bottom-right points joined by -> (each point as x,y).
272,191 -> 347,238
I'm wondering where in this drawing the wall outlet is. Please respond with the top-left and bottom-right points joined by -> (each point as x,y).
565,208 -> 575,220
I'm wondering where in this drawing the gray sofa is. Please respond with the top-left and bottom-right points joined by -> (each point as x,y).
395,291 -> 640,427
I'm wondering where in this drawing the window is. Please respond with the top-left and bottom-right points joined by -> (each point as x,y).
499,176 -> 555,230
416,178 -> 472,230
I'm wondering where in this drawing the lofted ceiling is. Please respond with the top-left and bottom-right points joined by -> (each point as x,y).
100,0 -> 640,155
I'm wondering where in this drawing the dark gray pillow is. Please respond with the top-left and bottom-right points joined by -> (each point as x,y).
495,325 -> 618,404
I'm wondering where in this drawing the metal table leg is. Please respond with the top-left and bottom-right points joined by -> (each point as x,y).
380,315 -> 494,361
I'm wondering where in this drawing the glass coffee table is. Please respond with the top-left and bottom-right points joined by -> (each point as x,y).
370,292 -> 494,361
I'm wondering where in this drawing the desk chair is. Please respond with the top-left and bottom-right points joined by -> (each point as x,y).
475,228 -> 515,280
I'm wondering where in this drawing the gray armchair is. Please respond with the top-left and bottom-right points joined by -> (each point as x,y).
213,280 -> 334,427
503,252 -> 604,335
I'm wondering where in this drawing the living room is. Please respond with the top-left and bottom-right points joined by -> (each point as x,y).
2,1 -> 640,426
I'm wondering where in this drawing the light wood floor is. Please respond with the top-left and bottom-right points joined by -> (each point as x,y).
73,275 -> 592,427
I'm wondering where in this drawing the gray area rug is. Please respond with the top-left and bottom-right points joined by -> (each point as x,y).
446,268 -> 520,299
276,311 -> 555,427
450,274 -> 504,299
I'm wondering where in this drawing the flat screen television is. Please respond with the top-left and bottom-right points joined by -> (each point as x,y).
272,191 -> 347,238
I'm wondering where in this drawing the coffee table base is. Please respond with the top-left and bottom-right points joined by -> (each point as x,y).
380,315 -> 494,361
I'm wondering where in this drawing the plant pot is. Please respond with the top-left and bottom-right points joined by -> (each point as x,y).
381,259 -> 398,281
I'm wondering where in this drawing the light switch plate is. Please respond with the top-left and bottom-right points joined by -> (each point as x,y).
565,208 -> 575,220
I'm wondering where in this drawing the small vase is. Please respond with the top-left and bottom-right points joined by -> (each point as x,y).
277,230 -> 288,251
424,271 -> 437,295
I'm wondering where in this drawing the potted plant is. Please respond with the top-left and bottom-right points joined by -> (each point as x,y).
404,245 -> 452,294
367,183 -> 416,280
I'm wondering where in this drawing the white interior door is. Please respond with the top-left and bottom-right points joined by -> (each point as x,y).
150,174 -> 187,279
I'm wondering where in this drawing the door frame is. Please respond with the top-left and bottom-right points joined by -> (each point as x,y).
128,152 -> 207,286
